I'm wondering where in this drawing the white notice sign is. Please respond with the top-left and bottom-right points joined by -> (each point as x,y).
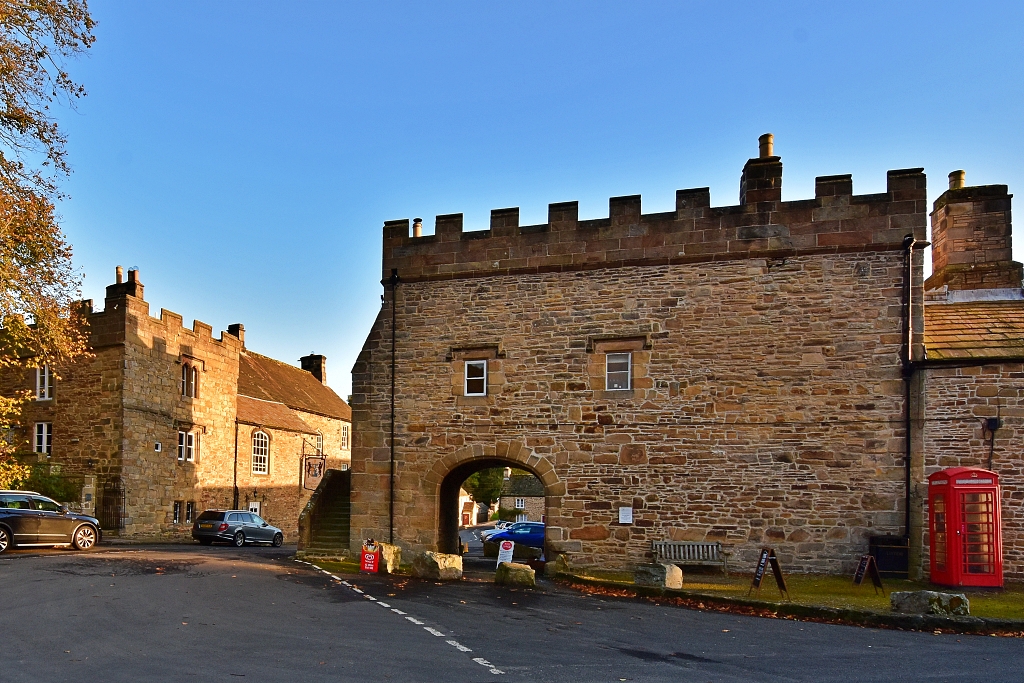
497,539 -> 515,566
618,506 -> 633,524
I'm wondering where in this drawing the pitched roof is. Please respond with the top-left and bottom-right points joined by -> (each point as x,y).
237,351 -> 351,421
236,395 -> 315,433
500,475 -> 545,497
924,301 -> 1024,361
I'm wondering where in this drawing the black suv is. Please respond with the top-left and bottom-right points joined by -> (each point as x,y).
0,490 -> 102,553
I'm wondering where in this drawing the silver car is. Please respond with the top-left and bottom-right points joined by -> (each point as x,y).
192,509 -> 283,547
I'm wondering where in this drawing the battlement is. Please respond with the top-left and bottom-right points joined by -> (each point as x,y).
381,140 -> 927,282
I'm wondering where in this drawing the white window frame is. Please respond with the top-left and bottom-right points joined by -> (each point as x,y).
514,497 -> 525,510
464,360 -> 487,397
248,501 -> 261,515
185,501 -> 195,524
516,513 -> 528,523
35,365 -> 53,400
316,431 -> 324,455
34,422 -> 52,455
605,352 -> 632,391
341,424 -> 349,450
252,431 -> 269,475
177,431 -> 196,462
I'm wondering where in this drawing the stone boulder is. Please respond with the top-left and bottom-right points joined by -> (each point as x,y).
634,563 -> 683,590
891,591 -> 970,616
378,542 -> 401,574
549,553 -> 573,576
412,552 -> 463,580
496,562 -> 536,588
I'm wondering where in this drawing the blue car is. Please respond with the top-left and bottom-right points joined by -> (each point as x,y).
487,522 -> 545,549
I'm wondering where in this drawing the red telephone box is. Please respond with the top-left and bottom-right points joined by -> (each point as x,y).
928,467 -> 1003,588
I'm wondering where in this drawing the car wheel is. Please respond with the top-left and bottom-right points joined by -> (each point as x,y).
232,531 -> 245,547
0,527 -> 10,554
272,532 -> 283,547
198,539 -> 213,546
73,524 -> 97,550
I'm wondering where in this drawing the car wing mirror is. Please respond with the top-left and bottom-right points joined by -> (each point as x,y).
262,523 -> 268,527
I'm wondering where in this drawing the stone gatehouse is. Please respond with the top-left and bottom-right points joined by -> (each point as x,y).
350,136 -> 1023,578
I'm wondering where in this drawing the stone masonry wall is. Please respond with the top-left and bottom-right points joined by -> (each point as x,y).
920,362 -> 1024,579
235,424 -> 310,540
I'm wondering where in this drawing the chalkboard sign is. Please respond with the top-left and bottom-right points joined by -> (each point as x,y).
748,547 -> 789,600
853,554 -> 885,595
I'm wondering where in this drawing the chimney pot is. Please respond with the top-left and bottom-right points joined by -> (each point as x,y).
127,268 -> 139,283
759,133 -> 774,158
412,218 -> 423,238
115,266 -> 123,284
227,323 -> 245,346
949,170 -> 966,190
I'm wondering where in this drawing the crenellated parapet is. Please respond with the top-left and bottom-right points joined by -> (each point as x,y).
381,137 -> 927,282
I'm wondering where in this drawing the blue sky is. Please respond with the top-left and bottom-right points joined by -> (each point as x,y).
58,1 -> 1024,397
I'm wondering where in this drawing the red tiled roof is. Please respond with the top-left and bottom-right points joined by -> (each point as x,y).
237,351 -> 351,421
924,301 -> 1024,360
236,395 -> 315,433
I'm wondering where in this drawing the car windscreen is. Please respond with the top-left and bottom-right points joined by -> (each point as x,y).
196,511 -> 224,521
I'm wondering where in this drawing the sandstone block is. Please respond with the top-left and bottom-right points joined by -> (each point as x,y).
412,551 -> 463,580
378,542 -> 401,574
890,591 -> 969,616
634,563 -> 683,589
496,562 -> 536,588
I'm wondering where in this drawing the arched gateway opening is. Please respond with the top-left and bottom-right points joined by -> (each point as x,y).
435,455 -> 559,556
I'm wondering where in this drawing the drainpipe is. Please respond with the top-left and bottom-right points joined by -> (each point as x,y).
901,235 -> 928,541
389,268 -> 400,544
233,420 -> 239,509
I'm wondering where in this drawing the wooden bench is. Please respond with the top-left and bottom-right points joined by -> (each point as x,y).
652,541 -> 729,574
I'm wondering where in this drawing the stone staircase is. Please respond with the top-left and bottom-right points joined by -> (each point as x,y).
297,469 -> 351,556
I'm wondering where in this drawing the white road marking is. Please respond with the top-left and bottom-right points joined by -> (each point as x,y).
405,616 -> 424,625
352,588 -> 363,594
364,595 -> 377,601
424,627 -> 445,637
447,640 -> 472,652
391,608 -> 406,615
377,601 -> 391,608
473,658 -> 505,675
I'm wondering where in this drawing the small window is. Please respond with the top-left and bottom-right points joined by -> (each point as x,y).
34,422 -> 52,455
248,501 -> 261,515
252,431 -> 269,474
35,365 -> 53,400
173,501 -> 182,525
191,366 -> 199,398
177,431 -> 196,462
181,362 -> 198,398
514,497 -> 525,510
181,363 -> 190,397
516,513 -> 528,523
605,352 -> 631,391
465,360 -> 487,396
341,424 -> 349,450
316,431 -> 324,455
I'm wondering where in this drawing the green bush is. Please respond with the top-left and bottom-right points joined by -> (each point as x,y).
496,507 -> 518,522
23,465 -> 82,503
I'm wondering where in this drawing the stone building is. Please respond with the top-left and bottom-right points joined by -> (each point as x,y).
2,268 -> 351,541
499,474 -> 545,523
348,135 -> 1023,579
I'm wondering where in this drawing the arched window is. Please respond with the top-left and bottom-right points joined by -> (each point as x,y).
191,366 -> 199,398
252,431 -> 269,474
315,430 -> 323,455
181,363 -> 190,396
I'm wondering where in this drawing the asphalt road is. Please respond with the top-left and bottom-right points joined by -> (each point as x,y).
3,544 -> 1021,682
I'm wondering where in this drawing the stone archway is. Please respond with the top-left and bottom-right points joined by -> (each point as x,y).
427,440 -> 562,555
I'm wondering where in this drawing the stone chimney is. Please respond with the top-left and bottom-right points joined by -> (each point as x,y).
227,323 -> 245,347
739,133 -> 783,205
105,266 -> 144,303
925,171 -> 1022,295
300,354 -> 326,384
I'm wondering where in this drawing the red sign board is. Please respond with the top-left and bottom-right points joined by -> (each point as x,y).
361,542 -> 380,573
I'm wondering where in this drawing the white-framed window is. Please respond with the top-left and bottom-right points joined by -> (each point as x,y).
248,501 -> 261,515
35,365 -> 53,400
516,513 -> 528,523
341,424 -> 349,450
605,352 -> 632,391
465,360 -> 487,396
173,501 -> 182,524
185,501 -> 195,524
34,422 -> 52,455
181,362 -> 199,398
514,497 -> 525,509
252,431 -> 269,474
177,431 -> 195,462
316,430 -> 324,455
